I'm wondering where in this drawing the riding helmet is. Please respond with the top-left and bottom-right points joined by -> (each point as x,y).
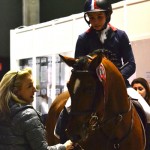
84,0 -> 112,25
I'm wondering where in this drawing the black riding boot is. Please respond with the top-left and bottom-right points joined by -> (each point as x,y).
145,123 -> 150,150
55,107 -> 69,143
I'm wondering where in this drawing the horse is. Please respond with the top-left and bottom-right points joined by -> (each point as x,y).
46,50 -> 146,150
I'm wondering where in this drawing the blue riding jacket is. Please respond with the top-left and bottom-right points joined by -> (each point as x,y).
75,25 -> 136,86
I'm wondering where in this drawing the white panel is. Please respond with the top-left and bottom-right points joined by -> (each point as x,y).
131,38 -> 150,80
110,6 -> 125,30
33,23 -> 54,56
13,29 -> 34,59
126,1 -> 150,39
73,15 -> 89,49
53,19 -> 73,53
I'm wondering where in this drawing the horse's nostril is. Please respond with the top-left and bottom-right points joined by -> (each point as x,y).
71,135 -> 81,143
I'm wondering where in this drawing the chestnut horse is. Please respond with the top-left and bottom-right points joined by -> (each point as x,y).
46,51 -> 146,150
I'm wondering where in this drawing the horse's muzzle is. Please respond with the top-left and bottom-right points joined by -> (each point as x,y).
71,134 -> 82,143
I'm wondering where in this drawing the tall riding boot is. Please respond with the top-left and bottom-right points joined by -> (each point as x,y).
55,107 -> 69,143
145,123 -> 150,150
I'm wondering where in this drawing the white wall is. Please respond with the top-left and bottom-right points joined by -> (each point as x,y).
10,0 -> 150,106
110,0 -> 150,83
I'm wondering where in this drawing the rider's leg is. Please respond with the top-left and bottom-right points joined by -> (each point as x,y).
54,106 -> 69,143
145,123 -> 150,150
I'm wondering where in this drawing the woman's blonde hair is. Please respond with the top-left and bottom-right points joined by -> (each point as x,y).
0,67 -> 32,118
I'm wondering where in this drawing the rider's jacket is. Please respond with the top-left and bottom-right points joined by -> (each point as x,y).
75,24 -> 136,86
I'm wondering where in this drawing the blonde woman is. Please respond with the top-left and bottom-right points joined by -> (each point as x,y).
0,67 -> 73,150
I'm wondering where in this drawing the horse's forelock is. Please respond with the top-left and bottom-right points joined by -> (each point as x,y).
73,57 -> 90,70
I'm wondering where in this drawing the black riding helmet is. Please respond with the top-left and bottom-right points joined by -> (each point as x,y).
84,0 -> 112,29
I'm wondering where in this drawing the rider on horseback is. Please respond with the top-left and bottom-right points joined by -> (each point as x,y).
55,1 -> 150,148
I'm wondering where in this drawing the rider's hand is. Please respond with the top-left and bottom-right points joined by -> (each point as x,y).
64,140 -> 74,150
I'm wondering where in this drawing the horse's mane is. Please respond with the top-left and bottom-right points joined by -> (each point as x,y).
75,49 -> 119,71
90,49 -> 120,69
74,50 -> 105,70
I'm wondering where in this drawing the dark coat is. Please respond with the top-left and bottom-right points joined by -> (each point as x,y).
0,99 -> 65,150
75,25 -> 136,86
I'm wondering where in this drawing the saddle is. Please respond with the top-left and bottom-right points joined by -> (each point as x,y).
131,97 -> 147,129
127,87 -> 150,128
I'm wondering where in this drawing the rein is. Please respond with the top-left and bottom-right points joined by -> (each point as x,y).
99,100 -> 134,149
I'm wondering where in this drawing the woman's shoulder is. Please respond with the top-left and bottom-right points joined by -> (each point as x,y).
19,105 -> 40,118
12,104 -> 43,128
10,103 -> 38,120
20,105 -> 37,116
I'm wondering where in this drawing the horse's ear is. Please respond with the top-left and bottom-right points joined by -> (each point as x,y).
59,54 -> 76,67
89,54 -> 102,71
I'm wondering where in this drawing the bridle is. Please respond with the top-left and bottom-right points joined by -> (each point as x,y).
69,69 -> 103,117
67,60 -> 134,149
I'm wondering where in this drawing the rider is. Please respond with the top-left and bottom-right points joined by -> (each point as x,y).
75,0 -> 150,125
75,0 -> 135,87
55,0 -> 150,144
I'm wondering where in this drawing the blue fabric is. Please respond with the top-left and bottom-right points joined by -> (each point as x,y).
75,26 -> 136,86
55,107 -> 69,143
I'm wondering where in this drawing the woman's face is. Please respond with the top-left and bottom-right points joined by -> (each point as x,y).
16,75 -> 36,104
132,83 -> 146,99
87,11 -> 106,30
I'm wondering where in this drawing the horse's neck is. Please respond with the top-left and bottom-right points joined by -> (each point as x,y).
107,84 -> 130,114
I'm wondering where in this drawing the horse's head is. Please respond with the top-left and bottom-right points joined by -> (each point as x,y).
59,50 -> 129,144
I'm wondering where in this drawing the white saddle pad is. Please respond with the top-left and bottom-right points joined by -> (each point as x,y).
127,87 -> 150,123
